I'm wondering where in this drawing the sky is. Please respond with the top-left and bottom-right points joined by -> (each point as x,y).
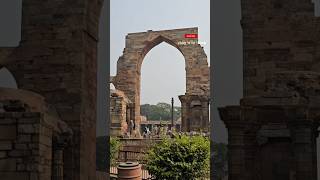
0,0 -> 244,143
110,0 -> 211,107
0,0 -> 21,87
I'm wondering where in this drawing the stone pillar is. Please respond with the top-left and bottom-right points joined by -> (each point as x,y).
179,95 -> 210,132
201,99 -> 210,131
53,147 -> 64,180
243,128 -> 259,180
130,105 -> 135,127
179,95 -> 188,132
227,124 -> 247,180
289,120 -> 317,180
219,107 -> 246,180
53,133 -> 71,180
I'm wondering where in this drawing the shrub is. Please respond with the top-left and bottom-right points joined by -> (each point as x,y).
146,135 -> 210,180
110,137 -> 121,166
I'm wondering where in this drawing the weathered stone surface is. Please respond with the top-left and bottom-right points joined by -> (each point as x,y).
179,95 -> 210,132
0,159 -> 17,171
0,172 -> 29,180
0,0 -> 105,178
0,151 -> 6,158
0,126 -> 16,140
220,1 -> 320,180
0,142 -> 12,150
110,89 -> 132,137
112,28 -> 210,132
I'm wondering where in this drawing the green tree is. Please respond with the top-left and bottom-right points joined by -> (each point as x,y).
110,137 -> 121,166
145,135 -> 210,180
141,103 -> 181,121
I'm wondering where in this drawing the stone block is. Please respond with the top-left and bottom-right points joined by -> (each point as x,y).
0,172 -> 29,180
0,151 -> 6,158
15,143 -> 28,150
0,159 -> 16,171
18,118 -> 40,124
17,135 -> 32,142
18,124 -> 35,134
8,150 -> 31,157
0,125 -> 17,140
0,142 -> 12,150
0,118 -> 16,125
30,172 -> 39,180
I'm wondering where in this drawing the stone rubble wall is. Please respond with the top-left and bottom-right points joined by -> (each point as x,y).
241,0 -> 320,97
110,90 -> 131,137
219,1 -> 320,179
0,0 -> 105,179
0,100 -> 53,180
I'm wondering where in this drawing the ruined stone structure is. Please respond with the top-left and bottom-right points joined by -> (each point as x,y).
0,88 -> 72,180
0,0 -> 104,179
110,89 -> 133,137
219,1 -> 320,180
111,28 -> 210,132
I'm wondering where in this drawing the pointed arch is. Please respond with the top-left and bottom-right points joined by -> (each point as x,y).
140,41 -> 186,106
138,35 -> 185,70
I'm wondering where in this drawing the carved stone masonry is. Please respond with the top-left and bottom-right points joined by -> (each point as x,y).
219,102 -> 320,180
53,132 -> 72,180
219,0 -> 320,179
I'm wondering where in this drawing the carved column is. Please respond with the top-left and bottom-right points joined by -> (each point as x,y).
219,106 -> 246,180
227,124 -> 246,180
53,146 -> 64,180
289,119 -> 317,180
179,95 -> 188,132
53,133 -> 71,180
201,98 -> 210,131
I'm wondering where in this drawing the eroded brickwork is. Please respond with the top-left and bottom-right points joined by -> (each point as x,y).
110,89 -> 133,137
0,0 -> 104,179
0,88 -> 72,180
0,101 -> 51,180
220,1 -> 320,180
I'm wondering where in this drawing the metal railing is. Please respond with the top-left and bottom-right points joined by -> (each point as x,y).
117,149 -> 147,163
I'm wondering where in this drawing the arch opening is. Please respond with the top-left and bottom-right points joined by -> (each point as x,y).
140,41 -> 186,123
0,67 -> 18,89
110,83 -> 116,90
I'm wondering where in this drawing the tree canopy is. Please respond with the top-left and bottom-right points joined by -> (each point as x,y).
140,102 -> 181,121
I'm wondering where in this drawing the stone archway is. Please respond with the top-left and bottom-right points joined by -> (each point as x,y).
112,27 -> 210,132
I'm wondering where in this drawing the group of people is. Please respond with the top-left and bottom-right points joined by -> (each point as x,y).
142,126 -> 209,139
121,120 -> 209,139
121,120 -> 142,139
142,125 -> 168,138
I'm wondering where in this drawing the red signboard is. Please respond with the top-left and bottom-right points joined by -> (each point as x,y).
184,34 -> 198,38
